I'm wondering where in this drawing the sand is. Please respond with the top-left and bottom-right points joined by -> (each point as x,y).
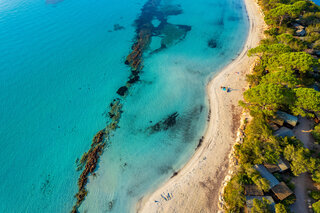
137,0 -> 266,212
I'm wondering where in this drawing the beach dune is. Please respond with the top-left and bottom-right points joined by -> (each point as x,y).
137,0 -> 266,212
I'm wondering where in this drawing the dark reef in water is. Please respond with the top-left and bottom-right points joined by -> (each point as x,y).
72,100 -> 122,213
40,174 -> 53,196
158,164 -> 174,175
208,39 -> 217,48
108,200 -> 114,211
71,0 -> 192,211
116,86 -> 128,96
113,24 -> 125,31
228,16 -> 241,21
117,0 -> 192,96
148,112 -> 179,133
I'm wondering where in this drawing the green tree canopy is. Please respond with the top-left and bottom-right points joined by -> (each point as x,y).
276,33 -> 307,51
310,190 -> 320,200
291,88 -> 320,117
261,70 -> 300,88
275,203 -> 288,213
312,124 -> 320,144
242,83 -> 294,115
244,164 -> 270,191
252,198 -> 272,213
265,1 -> 307,26
312,200 -> 320,213
306,23 -> 320,34
284,144 -> 317,176
248,43 -> 292,57
223,174 -> 245,212
280,136 -> 303,148
267,52 -> 318,74
302,12 -> 320,25
235,117 -> 281,164
312,169 -> 320,183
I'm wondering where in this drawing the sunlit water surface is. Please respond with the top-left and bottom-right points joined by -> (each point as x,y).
0,0 -> 248,212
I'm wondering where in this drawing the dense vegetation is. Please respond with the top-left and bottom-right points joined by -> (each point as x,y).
275,203 -> 288,213
313,124 -> 320,143
313,200 -> 320,213
223,0 -> 320,212
252,198 -> 273,212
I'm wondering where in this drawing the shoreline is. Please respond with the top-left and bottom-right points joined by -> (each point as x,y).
137,0 -> 266,212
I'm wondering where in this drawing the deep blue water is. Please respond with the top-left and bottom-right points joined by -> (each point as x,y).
0,0 -> 248,212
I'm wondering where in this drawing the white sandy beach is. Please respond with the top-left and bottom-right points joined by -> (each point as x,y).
137,0 -> 266,212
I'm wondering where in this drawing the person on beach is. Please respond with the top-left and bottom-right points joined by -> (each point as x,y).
220,86 -> 232,93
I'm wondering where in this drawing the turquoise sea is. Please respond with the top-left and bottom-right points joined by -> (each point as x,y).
0,0 -> 248,212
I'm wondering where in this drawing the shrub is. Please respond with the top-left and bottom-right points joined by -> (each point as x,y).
264,1 -> 308,26
235,117 -> 281,164
291,88 -> 320,118
252,198 -> 272,213
242,83 -> 294,116
312,169 -> 320,183
281,194 -> 296,206
310,190 -> 320,200
265,28 -> 279,36
277,33 -> 307,51
312,124 -> 320,144
313,200 -> 320,213
223,174 -> 245,212
275,203 -> 288,213
301,12 -> 320,25
286,181 -> 295,191
284,144 -> 317,176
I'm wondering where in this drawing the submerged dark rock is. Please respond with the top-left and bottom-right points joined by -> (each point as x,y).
72,99 -> 123,212
127,75 -> 140,84
208,39 -> 217,48
162,112 -> 178,129
158,164 -> 174,175
113,24 -> 125,31
108,200 -> 114,210
148,112 -> 179,133
116,86 -> 128,96
228,16 -> 240,21
72,130 -> 106,213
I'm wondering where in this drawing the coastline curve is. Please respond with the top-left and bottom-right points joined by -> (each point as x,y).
137,0 -> 266,212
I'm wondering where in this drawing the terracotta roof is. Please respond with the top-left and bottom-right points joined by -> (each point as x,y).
271,182 -> 293,201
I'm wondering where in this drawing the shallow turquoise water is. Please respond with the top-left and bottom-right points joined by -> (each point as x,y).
0,0 -> 248,212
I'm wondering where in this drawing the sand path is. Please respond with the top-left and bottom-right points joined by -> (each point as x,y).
137,0 -> 266,212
